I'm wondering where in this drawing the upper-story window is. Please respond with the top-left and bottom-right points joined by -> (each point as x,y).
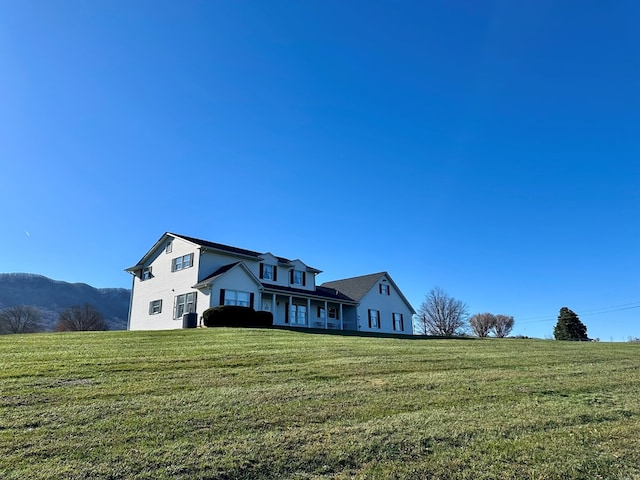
260,263 -> 277,281
379,283 -> 390,295
171,253 -> 194,272
291,269 -> 305,286
165,241 -> 172,254
142,266 -> 152,281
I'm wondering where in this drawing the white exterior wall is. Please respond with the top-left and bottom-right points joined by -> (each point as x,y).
209,266 -> 261,309
357,277 -> 414,334
128,237 -> 200,330
199,250 -> 259,282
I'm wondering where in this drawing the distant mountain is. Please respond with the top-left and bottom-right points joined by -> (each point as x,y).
0,273 -> 130,331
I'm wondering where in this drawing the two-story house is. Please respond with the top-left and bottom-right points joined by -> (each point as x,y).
125,233 -> 415,334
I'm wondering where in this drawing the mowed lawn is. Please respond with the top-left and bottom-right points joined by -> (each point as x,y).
1,329 -> 639,479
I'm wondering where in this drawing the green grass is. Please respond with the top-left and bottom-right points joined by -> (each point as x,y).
1,329 -> 639,479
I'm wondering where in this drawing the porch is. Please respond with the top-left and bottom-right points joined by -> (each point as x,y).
259,290 -> 357,330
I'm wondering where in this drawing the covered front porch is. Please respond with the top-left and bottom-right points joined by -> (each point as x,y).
259,287 -> 357,330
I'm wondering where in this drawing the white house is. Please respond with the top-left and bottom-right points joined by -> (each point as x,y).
125,233 -> 415,334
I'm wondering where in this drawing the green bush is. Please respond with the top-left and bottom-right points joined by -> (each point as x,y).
253,310 -> 274,327
202,306 -> 272,328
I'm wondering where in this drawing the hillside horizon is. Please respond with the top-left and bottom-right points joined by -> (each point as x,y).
0,272 -> 130,330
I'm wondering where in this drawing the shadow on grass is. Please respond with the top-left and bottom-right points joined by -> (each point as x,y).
266,325 -> 478,341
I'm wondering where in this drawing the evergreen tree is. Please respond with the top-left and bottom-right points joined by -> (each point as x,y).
553,307 -> 589,341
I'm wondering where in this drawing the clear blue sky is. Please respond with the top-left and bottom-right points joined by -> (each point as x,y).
1,1 -> 638,340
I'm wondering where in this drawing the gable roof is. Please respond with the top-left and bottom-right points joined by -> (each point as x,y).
192,262 -> 262,289
321,272 -> 386,302
321,272 -> 417,314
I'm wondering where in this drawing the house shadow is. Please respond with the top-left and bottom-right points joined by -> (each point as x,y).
270,325 -> 478,340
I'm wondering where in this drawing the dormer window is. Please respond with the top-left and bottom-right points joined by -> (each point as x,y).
291,269 -> 306,286
260,263 -> 277,281
379,283 -> 390,295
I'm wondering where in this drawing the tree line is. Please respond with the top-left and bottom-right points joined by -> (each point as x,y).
416,287 -> 596,341
0,304 -> 109,334
416,287 -> 515,338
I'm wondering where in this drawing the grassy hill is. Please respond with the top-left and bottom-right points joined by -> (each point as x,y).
1,329 -> 639,479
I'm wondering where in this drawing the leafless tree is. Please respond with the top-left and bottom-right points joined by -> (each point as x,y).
0,305 -> 44,334
469,312 -> 496,337
417,287 -> 468,336
56,304 -> 108,332
492,314 -> 514,338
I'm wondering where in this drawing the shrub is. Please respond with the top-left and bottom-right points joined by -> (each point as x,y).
253,310 -> 274,327
202,306 -> 272,328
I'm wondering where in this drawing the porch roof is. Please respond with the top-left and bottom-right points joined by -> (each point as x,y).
261,283 -> 357,304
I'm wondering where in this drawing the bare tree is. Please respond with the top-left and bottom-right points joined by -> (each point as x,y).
56,304 -> 108,332
492,314 -> 514,338
417,287 -> 468,336
469,313 -> 496,337
0,305 -> 44,334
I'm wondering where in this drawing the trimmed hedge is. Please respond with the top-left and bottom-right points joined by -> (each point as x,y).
202,306 -> 273,328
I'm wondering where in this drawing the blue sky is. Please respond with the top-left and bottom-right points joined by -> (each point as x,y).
1,1 -> 639,340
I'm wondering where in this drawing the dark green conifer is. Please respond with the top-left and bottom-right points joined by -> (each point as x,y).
553,307 -> 589,341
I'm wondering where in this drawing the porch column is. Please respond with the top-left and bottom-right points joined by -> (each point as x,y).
271,293 -> 276,323
324,300 -> 328,329
339,304 -> 344,330
289,296 -> 293,324
307,298 -> 311,327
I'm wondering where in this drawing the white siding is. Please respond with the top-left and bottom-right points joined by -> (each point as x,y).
209,266 -> 261,309
128,237 -> 200,330
357,277 -> 414,334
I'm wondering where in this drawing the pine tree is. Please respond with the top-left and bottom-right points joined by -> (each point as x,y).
553,307 -> 589,341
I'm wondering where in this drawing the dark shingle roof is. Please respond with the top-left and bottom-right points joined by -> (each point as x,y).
320,272 -> 386,302
170,233 -> 263,258
193,262 -> 241,288
262,284 -> 357,303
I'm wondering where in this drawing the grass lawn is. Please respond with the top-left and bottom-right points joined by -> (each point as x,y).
1,328 -> 639,479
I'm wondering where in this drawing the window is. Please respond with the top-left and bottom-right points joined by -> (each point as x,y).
368,309 -> 380,329
149,299 -> 162,315
291,269 -> 305,286
224,289 -> 250,307
393,313 -> 404,331
171,253 -> 194,272
379,283 -> 390,295
142,266 -> 153,281
174,292 -> 196,319
317,306 -> 326,319
289,304 -> 307,325
165,241 -> 172,254
260,263 -> 276,281
328,307 -> 338,319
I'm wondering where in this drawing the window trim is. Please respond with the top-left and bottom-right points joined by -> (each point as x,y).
173,292 -> 197,319
393,312 -> 404,331
149,299 -> 162,315
142,266 -> 153,281
368,309 -> 380,329
291,269 -> 306,286
223,289 -> 251,307
260,263 -> 276,281
171,253 -> 194,272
